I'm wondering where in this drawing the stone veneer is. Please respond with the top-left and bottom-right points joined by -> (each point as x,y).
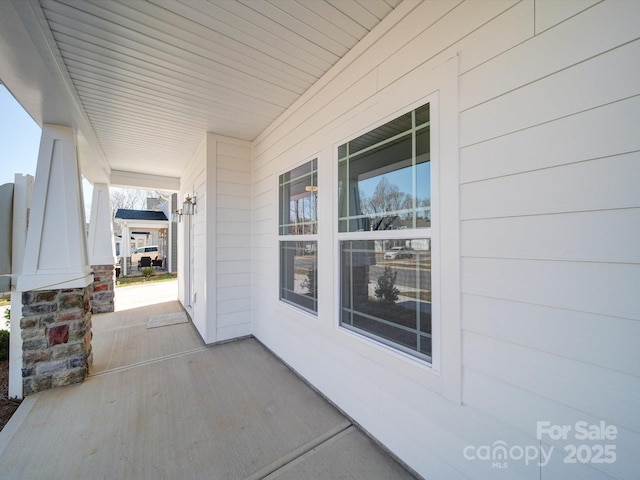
91,264 -> 115,314
21,286 -> 93,395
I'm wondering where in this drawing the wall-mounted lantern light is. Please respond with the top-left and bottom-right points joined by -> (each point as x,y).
182,194 -> 196,215
171,209 -> 182,223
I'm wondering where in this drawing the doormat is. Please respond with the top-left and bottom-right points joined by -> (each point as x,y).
146,312 -> 189,329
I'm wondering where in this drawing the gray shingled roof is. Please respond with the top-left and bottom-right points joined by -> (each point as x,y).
114,209 -> 168,221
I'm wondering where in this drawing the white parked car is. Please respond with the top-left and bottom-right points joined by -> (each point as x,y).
384,246 -> 414,260
131,246 -> 159,266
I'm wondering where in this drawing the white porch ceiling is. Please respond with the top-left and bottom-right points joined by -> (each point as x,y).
2,0 -> 402,184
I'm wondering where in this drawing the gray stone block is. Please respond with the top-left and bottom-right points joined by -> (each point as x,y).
36,359 -> 68,376
23,303 -> 57,316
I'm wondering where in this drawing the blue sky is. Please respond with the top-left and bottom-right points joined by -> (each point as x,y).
0,85 -> 95,218
0,85 -> 41,185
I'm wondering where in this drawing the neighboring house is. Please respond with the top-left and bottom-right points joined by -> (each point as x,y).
113,208 -> 174,274
1,1 -> 638,478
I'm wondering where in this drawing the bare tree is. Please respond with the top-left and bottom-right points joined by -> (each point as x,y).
110,188 -> 147,218
364,177 -> 411,215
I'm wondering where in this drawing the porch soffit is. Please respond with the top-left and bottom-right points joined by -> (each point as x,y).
4,0 -> 403,182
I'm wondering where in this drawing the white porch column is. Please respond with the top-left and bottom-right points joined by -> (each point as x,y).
16,125 -> 93,395
18,125 -> 92,291
122,223 -> 130,276
87,183 -> 116,313
9,174 -> 34,399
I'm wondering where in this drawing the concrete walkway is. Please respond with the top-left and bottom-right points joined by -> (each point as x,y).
0,281 -> 418,479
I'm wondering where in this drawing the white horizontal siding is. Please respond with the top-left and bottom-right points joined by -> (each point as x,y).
461,209 -> 640,264
218,194 -> 251,210
215,136 -> 252,341
460,152 -> 640,219
217,323 -> 251,342
217,260 -> 251,275
462,257 -> 640,321
377,0 -> 524,87
462,368 -> 637,480
460,95 -> 640,183
217,285 -> 251,302
217,208 -> 251,223
248,1 -> 640,478
460,0 -> 640,111
217,298 -> 251,316
461,39 -> 640,147
464,331 -> 640,432
534,0 -> 600,34
215,222 -> 251,236
462,294 -> 639,376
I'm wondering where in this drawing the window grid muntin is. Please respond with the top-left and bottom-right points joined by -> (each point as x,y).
279,158 -> 319,315
279,159 -> 318,236
339,239 -> 432,362
279,240 -> 318,315
338,114 -> 430,233
338,103 -> 432,364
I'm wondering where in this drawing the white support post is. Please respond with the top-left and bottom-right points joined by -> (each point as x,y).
88,183 -> 116,313
122,223 -> 130,276
9,174 -> 34,399
87,183 -> 116,266
17,125 -> 93,291
16,125 -> 94,395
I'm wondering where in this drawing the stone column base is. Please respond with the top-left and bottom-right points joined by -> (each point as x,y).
21,286 -> 92,395
91,264 -> 115,314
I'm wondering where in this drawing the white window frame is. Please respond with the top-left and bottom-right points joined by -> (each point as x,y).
277,157 -> 319,316
335,96 -> 440,369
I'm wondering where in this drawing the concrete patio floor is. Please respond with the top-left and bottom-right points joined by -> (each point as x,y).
0,281 -> 418,479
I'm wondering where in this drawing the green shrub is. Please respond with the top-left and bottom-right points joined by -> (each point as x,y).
0,330 -> 9,361
374,266 -> 399,305
141,267 -> 155,277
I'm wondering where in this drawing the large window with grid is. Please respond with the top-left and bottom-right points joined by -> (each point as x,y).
279,159 -> 318,314
338,104 -> 433,362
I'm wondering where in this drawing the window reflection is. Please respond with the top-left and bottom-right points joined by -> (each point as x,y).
338,108 -> 430,232
341,239 -> 432,360
280,159 -> 317,235
280,241 -> 318,314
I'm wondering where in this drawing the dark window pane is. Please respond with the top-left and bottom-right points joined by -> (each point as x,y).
348,112 -> 412,155
280,241 -> 318,314
337,103 -> 431,233
415,104 -> 430,126
338,144 -> 347,160
416,127 -> 430,228
279,159 -> 318,235
340,239 -> 432,362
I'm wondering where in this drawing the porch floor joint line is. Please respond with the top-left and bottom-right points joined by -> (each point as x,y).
244,421 -> 354,480
91,321 -> 149,334
89,346 -> 209,377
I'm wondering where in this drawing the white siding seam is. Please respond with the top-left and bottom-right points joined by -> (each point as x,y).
461,204 -> 640,222
460,149 -> 640,185
460,292 -> 640,324
461,366 -> 639,438
457,0 -> 534,76
461,362 -> 638,433
460,39 -> 640,114
533,0 -> 604,37
462,328 -> 637,377
461,93 -> 640,148
461,253 -> 640,267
